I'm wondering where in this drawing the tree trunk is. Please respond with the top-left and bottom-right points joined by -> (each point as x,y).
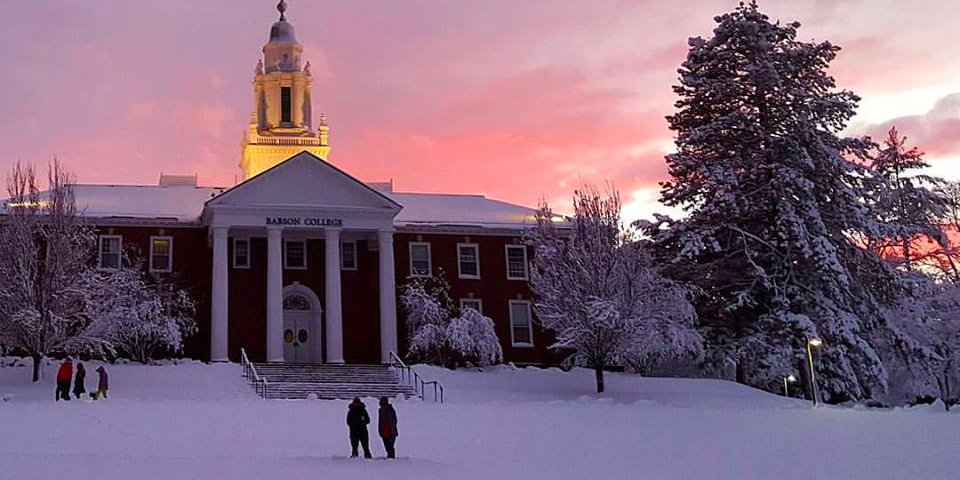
31,354 -> 42,382
594,365 -> 605,393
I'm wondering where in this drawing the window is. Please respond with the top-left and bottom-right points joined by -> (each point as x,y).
409,242 -> 431,277
341,241 -> 357,270
280,86 -> 292,123
509,300 -> 533,347
457,243 -> 480,279
460,298 -> 483,315
98,235 -> 122,269
233,238 -> 250,268
505,245 -> 529,280
284,239 -> 307,269
149,236 -> 173,273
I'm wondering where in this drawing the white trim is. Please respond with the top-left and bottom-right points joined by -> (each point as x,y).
98,234 -> 122,269
508,300 -> 534,347
283,239 -> 307,270
408,241 -> 432,277
341,240 -> 358,271
457,243 -> 481,279
149,235 -> 173,273
232,237 -> 251,269
505,245 -> 529,280
460,298 -> 483,315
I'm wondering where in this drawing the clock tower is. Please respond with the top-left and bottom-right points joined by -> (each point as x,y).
240,0 -> 331,180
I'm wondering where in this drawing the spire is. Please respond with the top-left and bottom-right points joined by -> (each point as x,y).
277,0 -> 288,21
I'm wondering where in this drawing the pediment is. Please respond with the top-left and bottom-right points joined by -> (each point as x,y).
206,151 -> 400,214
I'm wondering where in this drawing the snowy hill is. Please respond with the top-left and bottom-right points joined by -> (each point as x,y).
1,360 -> 958,480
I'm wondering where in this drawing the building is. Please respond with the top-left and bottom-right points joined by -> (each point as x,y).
59,2 -> 557,365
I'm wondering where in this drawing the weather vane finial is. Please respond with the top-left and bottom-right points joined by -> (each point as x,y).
277,0 -> 288,21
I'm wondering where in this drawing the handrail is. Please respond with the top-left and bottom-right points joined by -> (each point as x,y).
387,351 -> 444,403
240,348 -> 269,398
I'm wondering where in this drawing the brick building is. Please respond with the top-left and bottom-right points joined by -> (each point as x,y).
63,3 -> 556,366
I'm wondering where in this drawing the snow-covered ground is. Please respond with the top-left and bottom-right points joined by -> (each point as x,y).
1,359 -> 958,480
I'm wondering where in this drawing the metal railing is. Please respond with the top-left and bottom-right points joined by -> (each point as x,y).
388,351 -> 444,403
240,348 -> 269,398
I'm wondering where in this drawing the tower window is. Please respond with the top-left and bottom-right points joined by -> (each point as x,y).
281,87 -> 292,123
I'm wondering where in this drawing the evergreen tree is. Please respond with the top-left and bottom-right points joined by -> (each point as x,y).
644,1 -> 898,400
868,127 -> 948,269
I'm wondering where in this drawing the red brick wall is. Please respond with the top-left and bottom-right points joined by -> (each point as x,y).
394,232 -> 558,365
93,226 -> 559,365
94,225 -> 212,361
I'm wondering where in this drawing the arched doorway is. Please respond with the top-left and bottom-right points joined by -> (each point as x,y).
282,283 -> 323,363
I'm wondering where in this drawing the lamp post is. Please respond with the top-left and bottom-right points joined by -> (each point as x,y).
783,374 -> 796,397
806,338 -> 824,405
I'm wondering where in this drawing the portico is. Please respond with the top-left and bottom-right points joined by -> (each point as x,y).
204,151 -> 402,364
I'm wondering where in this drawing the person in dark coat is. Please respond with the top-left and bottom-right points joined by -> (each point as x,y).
346,397 -> 372,458
93,366 -> 109,400
378,396 -> 399,459
72,362 -> 86,399
55,359 -> 73,402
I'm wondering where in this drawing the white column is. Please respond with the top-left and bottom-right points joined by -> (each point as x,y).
210,227 -> 229,362
266,226 -> 284,362
325,228 -> 344,363
378,230 -> 398,364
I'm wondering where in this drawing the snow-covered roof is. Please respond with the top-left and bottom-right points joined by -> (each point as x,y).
58,184 -> 225,224
28,184 -> 538,230
388,192 -> 538,230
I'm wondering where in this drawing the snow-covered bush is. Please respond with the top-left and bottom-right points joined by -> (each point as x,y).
880,276 -> 960,409
401,274 -> 502,368
447,308 -> 503,366
529,186 -> 702,393
83,266 -> 197,363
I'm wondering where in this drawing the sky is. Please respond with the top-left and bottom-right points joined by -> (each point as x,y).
0,0 -> 958,221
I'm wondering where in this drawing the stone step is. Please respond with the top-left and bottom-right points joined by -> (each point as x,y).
263,383 -> 418,400
246,363 -> 419,400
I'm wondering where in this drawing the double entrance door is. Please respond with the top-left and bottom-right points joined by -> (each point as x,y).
283,311 -> 314,363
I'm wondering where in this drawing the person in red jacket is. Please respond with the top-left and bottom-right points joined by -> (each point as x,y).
378,397 -> 399,459
55,359 -> 73,402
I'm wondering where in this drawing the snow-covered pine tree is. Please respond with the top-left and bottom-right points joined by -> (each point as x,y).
529,186 -> 701,393
0,161 -> 100,381
643,2 -> 899,400
868,127 -> 948,270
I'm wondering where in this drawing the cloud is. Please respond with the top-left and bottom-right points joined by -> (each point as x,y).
863,93 -> 960,159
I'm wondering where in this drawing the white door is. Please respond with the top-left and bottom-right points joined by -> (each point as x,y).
283,311 -> 313,363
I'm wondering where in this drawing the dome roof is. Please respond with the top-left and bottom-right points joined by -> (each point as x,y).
269,19 -> 297,44
268,0 -> 297,44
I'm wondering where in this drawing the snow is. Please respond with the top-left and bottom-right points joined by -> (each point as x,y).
38,185 -> 539,230
2,360 -> 959,480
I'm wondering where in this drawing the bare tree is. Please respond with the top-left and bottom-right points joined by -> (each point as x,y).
0,160 -> 98,381
528,185 -> 701,393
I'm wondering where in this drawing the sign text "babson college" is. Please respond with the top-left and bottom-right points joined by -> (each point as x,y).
265,217 -> 344,227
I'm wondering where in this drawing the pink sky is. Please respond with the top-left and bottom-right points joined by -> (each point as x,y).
1,1 -> 958,220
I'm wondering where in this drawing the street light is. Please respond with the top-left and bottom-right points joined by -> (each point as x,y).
783,374 -> 796,397
806,338 -> 824,405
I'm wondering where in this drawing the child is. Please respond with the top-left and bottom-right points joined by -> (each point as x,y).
93,366 -> 109,400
